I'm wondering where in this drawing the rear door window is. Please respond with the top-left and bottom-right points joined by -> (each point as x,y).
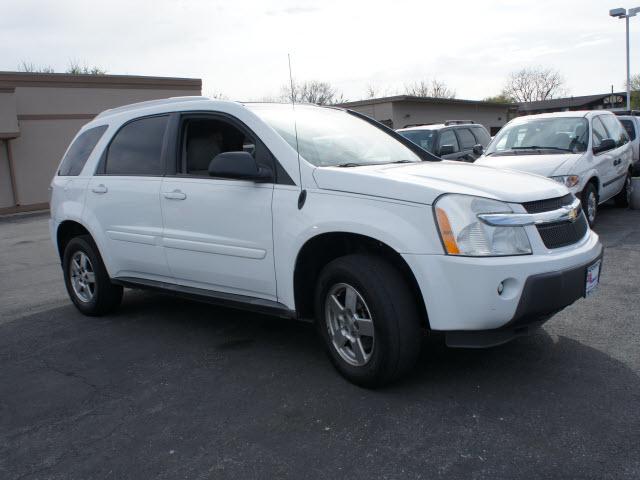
58,125 -> 108,176
600,115 -> 629,147
455,128 -> 477,150
105,115 -> 169,175
438,129 -> 459,152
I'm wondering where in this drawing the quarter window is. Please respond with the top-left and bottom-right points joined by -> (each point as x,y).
105,116 -> 168,175
619,119 -> 637,140
58,125 -> 107,176
456,128 -> 477,150
471,127 -> 491,146
439,129 -> 459,153
592,117 -> 609,150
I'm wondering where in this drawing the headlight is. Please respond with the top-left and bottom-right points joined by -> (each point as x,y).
434,194 -> 532,256
550,175 -> 580,188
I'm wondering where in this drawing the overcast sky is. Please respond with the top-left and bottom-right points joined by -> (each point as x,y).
1,0 -> 639,101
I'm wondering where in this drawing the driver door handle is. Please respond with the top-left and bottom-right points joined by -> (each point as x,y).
163,189 -> 187,200
91,184 -> 107,194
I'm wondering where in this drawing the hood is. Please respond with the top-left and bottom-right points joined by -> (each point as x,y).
312,161 -> 568,205
474,153 -> 583,177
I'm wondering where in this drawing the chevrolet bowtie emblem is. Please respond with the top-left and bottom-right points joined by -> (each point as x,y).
565,205 -> 579,221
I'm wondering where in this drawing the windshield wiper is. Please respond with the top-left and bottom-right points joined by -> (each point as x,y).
335,162 -> 366,168
512,146 -> 573,152
386,160 -> 416,164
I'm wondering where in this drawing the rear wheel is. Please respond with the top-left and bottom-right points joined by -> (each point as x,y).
581,182 -> 598,227
62,235 -> 123,316
315,254 -> 422,388
614,171 -> 632,207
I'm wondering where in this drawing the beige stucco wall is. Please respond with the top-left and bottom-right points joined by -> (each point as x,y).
343,99 -> 512,133
0,140 -> 14,208
13,86 -> 199,116
392,102 -> 510,132
0,73 -> 201,210
10,118 -> 89,205
347,102 -> 394,126
0,90 -> 19,136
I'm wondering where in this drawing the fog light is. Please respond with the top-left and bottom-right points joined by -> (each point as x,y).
497,282 -> 505,295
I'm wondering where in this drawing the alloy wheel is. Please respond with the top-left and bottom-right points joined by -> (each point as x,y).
587,190 -> 597,224
70,251 -> 96,303
324,283 -> 375,367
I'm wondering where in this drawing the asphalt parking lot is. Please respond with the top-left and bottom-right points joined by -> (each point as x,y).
1,206 -> 639,479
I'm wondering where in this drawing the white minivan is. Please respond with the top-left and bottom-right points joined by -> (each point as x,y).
476,111 -> 633,225
50,98 -> 603,386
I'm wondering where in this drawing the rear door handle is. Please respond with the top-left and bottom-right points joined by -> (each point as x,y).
163,190 -> 186,200
91,184 -> 107,194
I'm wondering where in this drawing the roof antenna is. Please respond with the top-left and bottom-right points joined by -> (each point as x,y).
288,53 -> 306,209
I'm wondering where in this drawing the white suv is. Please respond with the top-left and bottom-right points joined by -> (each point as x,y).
50,97 -> 603,387
476,111 -> 633,226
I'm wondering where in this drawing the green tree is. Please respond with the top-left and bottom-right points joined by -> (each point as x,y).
483,93 -> 513,103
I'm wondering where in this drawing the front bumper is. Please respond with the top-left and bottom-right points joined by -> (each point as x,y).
444,249 -> 603,347
403,229 -> 603,332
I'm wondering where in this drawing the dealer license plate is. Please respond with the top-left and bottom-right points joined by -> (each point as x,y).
585,259 -> 601,297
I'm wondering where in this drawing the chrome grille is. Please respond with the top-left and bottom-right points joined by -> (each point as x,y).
535,213 -> 589,249
522,193 -> 574,213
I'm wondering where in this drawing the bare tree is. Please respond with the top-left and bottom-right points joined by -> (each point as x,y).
18,61 -> 54,73
207,91 -> 228,100
66,61 -> 107,75
501,67 -> 566,103
366,84 -> 378,99
404,79 -> 455,99
281,80 -> 346,105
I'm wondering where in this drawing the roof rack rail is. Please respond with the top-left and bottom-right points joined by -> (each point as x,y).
614,110 -> 640,116
95,96 -> 210,119
402,122 -> 439,128
444,120 -> 475,125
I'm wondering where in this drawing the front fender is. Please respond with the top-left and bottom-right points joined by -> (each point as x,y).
272,187 -> 441,309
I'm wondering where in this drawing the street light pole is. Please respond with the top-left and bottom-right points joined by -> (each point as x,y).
626,14 -> 631,110
610,7 -> 640,111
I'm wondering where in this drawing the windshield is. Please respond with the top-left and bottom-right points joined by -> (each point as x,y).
486,117 -> 588,156
397,129 -> 436,153
248,104 -> 422,167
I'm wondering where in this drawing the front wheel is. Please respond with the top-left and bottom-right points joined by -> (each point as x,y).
62,235 -> 123,316
315,254 -> 422,388
581,183 -> 598,227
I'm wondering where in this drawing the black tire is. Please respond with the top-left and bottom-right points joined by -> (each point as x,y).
314,254 -> 422,388
581,182 -> 598,227
62,235 -> 123,316
614,171 -> 632,208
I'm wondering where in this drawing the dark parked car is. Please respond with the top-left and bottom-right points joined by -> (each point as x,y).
397,120 -> 492,161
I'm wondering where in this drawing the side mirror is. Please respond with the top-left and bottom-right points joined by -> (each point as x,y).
208,151 -> 273,182
439,144 -> 455,156
472,144 -> 484,155
593,138 -> 616,154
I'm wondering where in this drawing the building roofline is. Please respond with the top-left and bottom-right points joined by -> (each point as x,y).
518,92 -> 626,111
0,71 -> 202,90
337,95 -> 517,108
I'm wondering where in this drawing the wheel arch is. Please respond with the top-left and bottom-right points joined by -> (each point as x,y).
292,231 -> 429,328
56,220 -> 92,260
